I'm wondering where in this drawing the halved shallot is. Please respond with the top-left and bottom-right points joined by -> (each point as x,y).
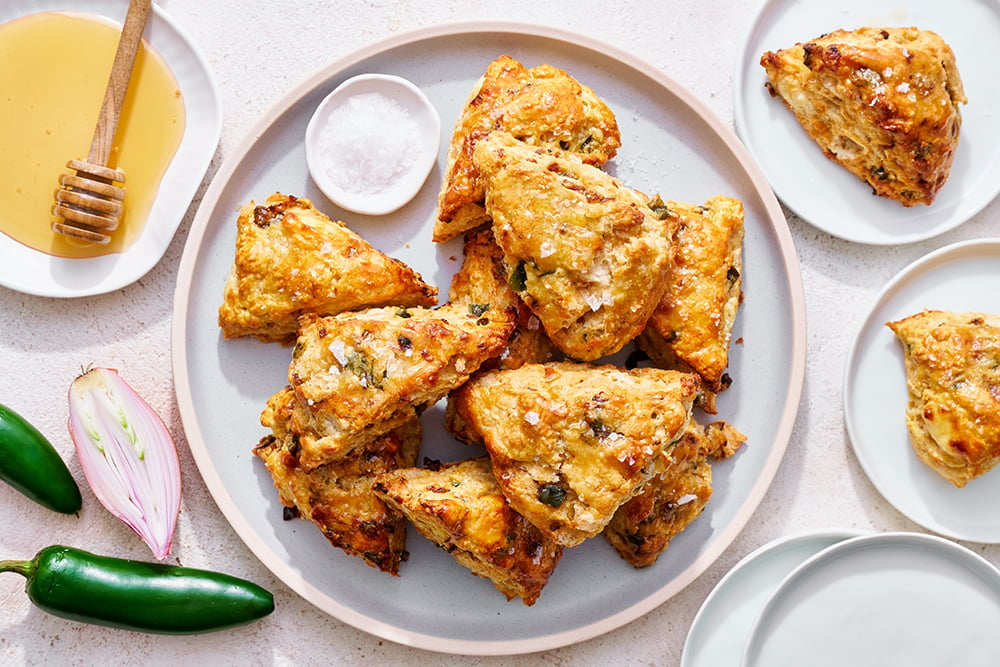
67,367 -> 181,559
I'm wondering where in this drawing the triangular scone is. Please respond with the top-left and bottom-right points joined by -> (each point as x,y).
451,361 -> 702,547
886,310 -> 1000,487
287,302 -> 515,469
761,27 -> 966,206
472,132 -> 678,361
219,193 -> 437,342
433,55 -> 621,243
604,419 -> 746,568
637,195 -> 745,401
444,228 -> 564,445
372,457 -> 564,606
254,387 -> 420,574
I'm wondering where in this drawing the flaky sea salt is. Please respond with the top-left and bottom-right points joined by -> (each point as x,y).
316,91 -> 422,195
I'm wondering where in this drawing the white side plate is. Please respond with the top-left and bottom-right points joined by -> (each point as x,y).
735,0 -> 1000,244
844,239 -> 1000,543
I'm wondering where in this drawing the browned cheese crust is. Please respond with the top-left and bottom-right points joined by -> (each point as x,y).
372,457 -> 564,605
452,361 -> 701,547
254,387 -> 421,574
638,195 -> 745,400
286,303 -> 514,469
433,55 -> 621,242
218,193 -> 437,342
761,27 -> 966,206
887,310 -> 1000,487
604,420 -> 746,567
472,132 -> 678,361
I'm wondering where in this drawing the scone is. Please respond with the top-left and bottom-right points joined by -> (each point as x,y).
218,193 -> 437,343
761,27 -> 966,205
287,302 -> 515,469
433,55 -> 621,242
372,457 -> 564,606
451,361 -> 702,547
886,310 -> 1000,487
473,132 -> 678,361
638,195 -> 745,400
254,387 -> 421,574
604,419 -> 746,568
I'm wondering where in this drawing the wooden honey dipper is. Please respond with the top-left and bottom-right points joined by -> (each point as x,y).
52,0 -> 153,244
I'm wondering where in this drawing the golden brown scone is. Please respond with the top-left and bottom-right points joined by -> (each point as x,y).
287,302 -> 515,469
218,193 -> 437,343
761,27 -> 966,206
604,420 -> 746,568
372,457 -> 564,605
254,387 -> 421,574
473,132 -> 678,361
637,195 -> 745,400
433,55 -> 621,242
452,361 -> 702,547
444,228 -> 564,444
886,310 -> 1000,487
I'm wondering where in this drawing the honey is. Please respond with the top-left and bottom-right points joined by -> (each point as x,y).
0,11 -> 185,258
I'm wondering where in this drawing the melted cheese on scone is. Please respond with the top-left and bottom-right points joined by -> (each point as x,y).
887,310 -> 1000,487
761,27 -> 966,206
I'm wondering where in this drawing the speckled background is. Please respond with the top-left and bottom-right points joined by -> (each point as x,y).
2,0 -> 998,665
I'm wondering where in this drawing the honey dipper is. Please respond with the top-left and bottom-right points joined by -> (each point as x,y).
52,0 -> 153,244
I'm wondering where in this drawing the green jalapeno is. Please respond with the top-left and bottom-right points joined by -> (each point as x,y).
0,403 -> 82,514
0,545 -> 274,634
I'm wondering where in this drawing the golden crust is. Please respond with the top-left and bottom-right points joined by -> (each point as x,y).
604,420 -> 746,567
638,196 -> 745,395
761,27 -> 966,206
473,132 -> 677,361
372,457 -> 564,605
433,55 -> 621,242
452,361 -> 701,547
886,310 -> 1000,487
218,193 -> 437,343
255,387 -> 421,574
287,303 -> 514,469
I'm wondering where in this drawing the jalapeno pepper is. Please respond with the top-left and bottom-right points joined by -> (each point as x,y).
0,403 -> 82,514
0,545 -> 275,634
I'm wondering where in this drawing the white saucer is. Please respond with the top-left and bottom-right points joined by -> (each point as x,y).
743,532 -> 1000,666
681,530 -> 862,667
843,238 -> 1000,543
734,0 -> 1000,244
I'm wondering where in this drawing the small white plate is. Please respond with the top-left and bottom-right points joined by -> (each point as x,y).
742,532 -> 1000,666
0,0 -> 221,297
843,239 -> 1000,543
735,0 -> 1000,244
681,530 -> 862,667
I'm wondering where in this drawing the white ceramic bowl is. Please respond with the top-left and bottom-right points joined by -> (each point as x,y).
304,73 -> 440,215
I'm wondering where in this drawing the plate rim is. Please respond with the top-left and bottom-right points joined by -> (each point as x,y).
681,528 -> 864,667
171,19 -> 807,655
843,237 -> 1000,543
0,0 -> 222,298
741,531 -> 1000,666
732,0 -> 1000,246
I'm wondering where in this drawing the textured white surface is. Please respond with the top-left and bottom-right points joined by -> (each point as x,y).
1,0 -> 998,664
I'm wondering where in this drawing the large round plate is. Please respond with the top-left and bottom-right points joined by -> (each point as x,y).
172,22 -> 805,654
844,239 -> 1000,543
681,529 -> 862,667
0,0 -> 221,297
742,532 -> 1000,666
735,0 -> 1000,245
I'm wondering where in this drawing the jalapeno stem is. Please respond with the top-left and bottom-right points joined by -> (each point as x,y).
0,558 -> 33,578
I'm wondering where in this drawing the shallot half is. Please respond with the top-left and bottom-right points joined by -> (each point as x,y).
67,367 -> 180,559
